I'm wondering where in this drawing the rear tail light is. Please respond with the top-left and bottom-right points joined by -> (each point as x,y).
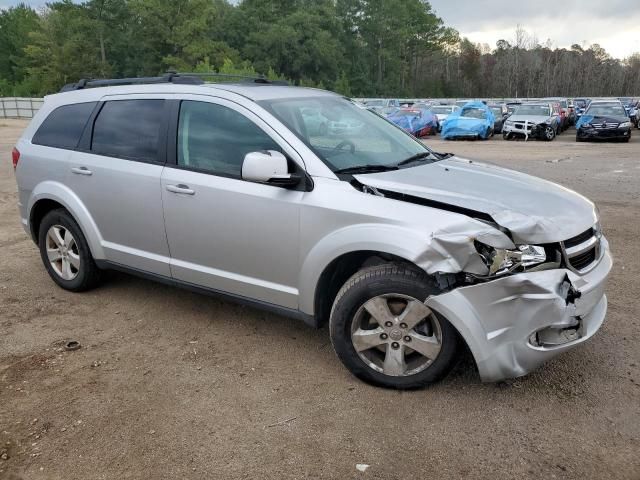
12,147 -> 20,170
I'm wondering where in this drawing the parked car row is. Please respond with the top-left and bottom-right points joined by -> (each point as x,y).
359,96 -> 637,143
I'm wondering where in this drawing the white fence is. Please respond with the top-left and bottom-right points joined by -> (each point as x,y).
0,97 -> 44,119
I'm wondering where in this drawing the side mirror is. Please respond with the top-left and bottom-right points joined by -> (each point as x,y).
242,150 -> 301,187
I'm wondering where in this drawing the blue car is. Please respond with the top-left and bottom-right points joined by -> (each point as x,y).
574,98 -> 590,120
441,101 -> 495,140
386,107 -> 439,137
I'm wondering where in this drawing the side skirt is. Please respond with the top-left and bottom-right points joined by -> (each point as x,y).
95,260 -> 319,328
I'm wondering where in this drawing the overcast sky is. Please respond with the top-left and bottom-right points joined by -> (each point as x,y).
429,0 -> 640,59
2,0 -> 639,59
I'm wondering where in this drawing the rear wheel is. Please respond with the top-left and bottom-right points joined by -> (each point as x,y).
329,264 -> 460,389
38,209 -> 101,292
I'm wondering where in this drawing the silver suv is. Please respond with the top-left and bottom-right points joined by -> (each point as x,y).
13,75 -> 611,389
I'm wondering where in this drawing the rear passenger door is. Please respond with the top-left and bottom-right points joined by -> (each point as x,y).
67,97 -> 172,276
160,98 -> 304,309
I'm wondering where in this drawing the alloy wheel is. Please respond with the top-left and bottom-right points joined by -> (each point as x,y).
45,225 -> 80,280
546,126 -> 556,140
350,294 -> 442,376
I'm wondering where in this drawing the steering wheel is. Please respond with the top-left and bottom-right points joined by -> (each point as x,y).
332,140 -> 356,155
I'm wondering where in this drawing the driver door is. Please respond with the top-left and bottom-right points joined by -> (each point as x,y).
161,98 -> 304,309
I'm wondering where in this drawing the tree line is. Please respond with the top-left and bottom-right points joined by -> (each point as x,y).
1,0 -> 638,98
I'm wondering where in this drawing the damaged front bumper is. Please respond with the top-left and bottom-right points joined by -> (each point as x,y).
426,239 -> 612,382
577,126 -> 631,140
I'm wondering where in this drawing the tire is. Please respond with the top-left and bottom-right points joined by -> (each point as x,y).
503,132 -> 511,140
544,125 -> 556,141
576,136 -> 584,143
329,264 -> 460,389
38,209 -> 101,292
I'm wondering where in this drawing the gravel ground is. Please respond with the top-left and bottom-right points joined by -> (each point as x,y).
1,119 -> 639,480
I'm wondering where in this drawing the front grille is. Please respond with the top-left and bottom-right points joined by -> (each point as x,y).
591,123 -> 619,129
569,248 -> 596,270
564,228 -> 594,248
561,227 -> 600,273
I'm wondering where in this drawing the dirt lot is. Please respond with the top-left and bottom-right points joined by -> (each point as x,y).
1,118 -> 639,480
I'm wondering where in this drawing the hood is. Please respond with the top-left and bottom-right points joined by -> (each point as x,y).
354,157 -> 597,244
507,114 -> 552,124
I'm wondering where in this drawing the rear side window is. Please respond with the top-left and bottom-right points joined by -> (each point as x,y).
32,102 -> 97,149
91,100 -> 164,162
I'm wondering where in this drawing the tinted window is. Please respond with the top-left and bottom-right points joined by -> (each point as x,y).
177,101 -> 280,177
32,102 -> 97,149
92,100 -> 164,162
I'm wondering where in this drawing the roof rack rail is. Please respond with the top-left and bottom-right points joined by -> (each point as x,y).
59,72 -> 203,92
59,71 -> 289,92
179,72 -> 289,86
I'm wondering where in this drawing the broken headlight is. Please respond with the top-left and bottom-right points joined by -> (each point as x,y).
475,242 -> 547,275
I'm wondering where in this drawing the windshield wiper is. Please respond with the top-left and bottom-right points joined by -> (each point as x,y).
395,151 -> 435,167
333,164 -> 399,175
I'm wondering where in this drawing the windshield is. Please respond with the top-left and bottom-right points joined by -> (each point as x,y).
490,107 -> 503,116
393,109 -> 423,117
260,96 -> 432,172
460,107 -> 486,119
514,105 -> 551,116
586,104 -> 627,116
432,106 -> 454,114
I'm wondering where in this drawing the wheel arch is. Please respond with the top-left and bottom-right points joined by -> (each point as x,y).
28,181 -> 105,259
299,223 -> 437,324
311,250 -> 425,328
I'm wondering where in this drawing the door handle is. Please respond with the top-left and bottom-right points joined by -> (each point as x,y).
71,166 -> 92,176
166,184 -> 195,195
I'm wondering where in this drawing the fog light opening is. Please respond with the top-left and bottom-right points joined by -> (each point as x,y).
530,319 -> 583,347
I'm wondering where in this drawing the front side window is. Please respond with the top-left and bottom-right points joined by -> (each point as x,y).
260,96 -> 430,172
32,102 -> 97,149
91,100 -> 164,162
177,101 -> 280,177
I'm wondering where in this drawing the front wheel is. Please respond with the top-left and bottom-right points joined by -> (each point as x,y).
544,125 -> 556,141
329,264 -> 460,389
